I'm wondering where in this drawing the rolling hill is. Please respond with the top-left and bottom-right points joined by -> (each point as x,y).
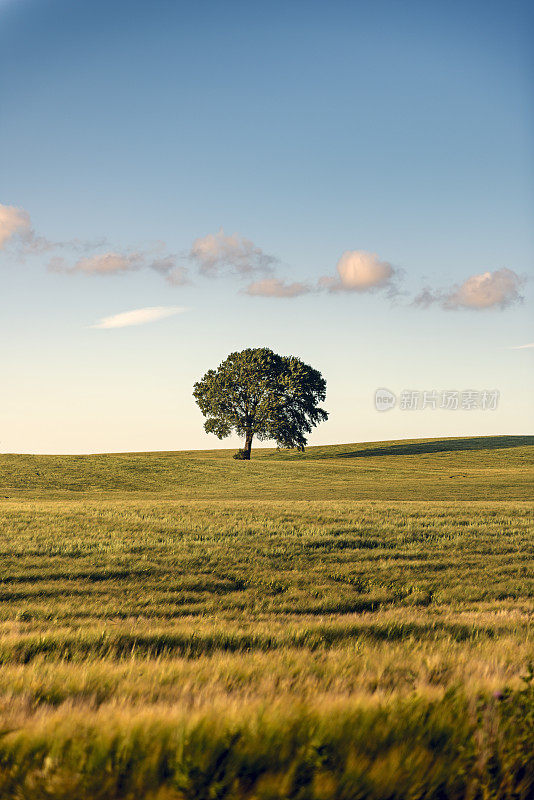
1,434 -> 533,500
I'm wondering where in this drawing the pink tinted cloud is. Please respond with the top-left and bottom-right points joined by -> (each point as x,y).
319,250 -> 395,293
414,268 -> 525,310
243,278 -> 311,298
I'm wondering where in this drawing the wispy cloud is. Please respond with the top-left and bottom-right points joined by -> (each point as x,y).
413,268 -> 525,311
190,229 -> 278,278
49,227 -> 277,288
243,278 -> 312,298
411,287 -> 435,309
6,203 -> 528,317
148,256 -> 190,286
0,204 -> 32,248
91,306 -> 187,329
49,250 -> 191,285
52,251 -> 144,275
509,342 -> 534,349
0,203 -> 113,261
243,250 -> 398,301
319,250 -> 397,293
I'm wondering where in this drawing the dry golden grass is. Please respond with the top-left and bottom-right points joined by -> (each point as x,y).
0,438 -> 532,798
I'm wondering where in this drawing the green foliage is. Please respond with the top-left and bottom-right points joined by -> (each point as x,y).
193,348 -> 328,457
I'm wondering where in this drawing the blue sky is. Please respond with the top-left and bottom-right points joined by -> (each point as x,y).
1,0 -> 533,453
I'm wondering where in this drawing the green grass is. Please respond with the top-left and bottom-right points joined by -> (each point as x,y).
0,436 -> 532,798
2,434 -> 533,500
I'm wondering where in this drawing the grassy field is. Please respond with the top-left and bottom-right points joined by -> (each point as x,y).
3,434 -> 533,500
0,436 -> 532,799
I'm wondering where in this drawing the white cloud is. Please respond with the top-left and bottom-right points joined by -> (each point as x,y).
0,204 -> 32,248
190,229 -> 277,277
319,250 -> 395,293
243,278 -> 311,298
509,342 -> 534,349
414,268 -> 525,311
91,306 -> 187,329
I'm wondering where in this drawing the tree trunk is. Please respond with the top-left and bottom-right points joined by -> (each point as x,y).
243,431 -> 253,460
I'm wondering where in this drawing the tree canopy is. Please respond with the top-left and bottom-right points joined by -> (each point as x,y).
193,348 -> 328,459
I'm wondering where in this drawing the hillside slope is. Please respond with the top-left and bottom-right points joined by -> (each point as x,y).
1,435 -> 533,501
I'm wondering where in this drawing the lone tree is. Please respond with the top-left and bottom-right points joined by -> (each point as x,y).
193,347 -> 328,459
